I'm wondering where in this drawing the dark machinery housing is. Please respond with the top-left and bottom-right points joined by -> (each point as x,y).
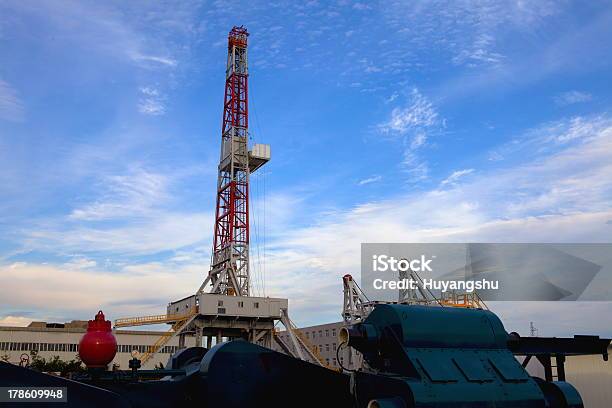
0,304 -> 608,407
341,304 -> 609,408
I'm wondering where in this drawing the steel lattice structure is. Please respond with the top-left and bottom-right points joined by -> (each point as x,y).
204,26 -> 251,296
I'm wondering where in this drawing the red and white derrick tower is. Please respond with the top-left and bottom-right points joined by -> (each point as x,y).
201,26 -> 255,297
116,27 -> 323,368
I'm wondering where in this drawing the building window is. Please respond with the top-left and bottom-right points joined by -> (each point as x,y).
218,300 -> 224,306
332,329 -> 336,337
333,343 -> 337,351
312,332 -> 316,339
318,330 -> 322,337
318,345 -> 322,352
325,344 -> 330,352
333,358 -> 337,366
238,301 -> 244,308
325,329 -> 329,337
254,302 -> 259,309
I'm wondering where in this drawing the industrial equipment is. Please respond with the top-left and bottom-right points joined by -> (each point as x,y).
111,26 -> 319,367
340,304 -> 608,408
0,340 -> 351,408
2,303 -> 608,407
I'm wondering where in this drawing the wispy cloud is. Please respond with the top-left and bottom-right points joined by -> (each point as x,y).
554,90 -> 592,106
262,114 -> 612,326
358,175 -> 382,186
18,168 -> 213,256
378,88 -> 440,137
441,168 -> 474,185
452,33 -> 505,67
70,168 -> 169,220
0,79 -> 24,121
382,0 -> 562,69
378,88 -> 444,180
131,54 -> 178,68
138,87 -> 166,116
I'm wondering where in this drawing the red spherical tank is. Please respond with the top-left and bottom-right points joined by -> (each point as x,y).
79,310 -> 117,369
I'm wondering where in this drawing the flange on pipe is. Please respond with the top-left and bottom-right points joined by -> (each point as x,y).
339,323 -> 379,351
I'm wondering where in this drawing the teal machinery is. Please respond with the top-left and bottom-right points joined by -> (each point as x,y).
340,304 -> 608,408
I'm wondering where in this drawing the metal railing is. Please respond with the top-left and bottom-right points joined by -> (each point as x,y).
114,307 -> 198,328
139,313 -> 197,365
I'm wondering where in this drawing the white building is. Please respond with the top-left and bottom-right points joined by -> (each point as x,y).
0,320 -> 195,369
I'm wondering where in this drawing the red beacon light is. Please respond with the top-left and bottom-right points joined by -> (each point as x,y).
79,310 -> 117,369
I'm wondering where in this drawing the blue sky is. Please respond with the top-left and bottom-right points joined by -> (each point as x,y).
1,1 -> 611,336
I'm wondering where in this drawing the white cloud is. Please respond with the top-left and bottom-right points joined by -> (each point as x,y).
0,262 -> 203,321
260,114 -> 612,325
20,168 -> 213,256
358,175 -> 382,186
554,90 -> 592,106
452,33 -> 505,67
385,92 -> 399,103
441,168 -> 474,185
0,79 -> 24,121
3,115 -> 612,329
2,2 -> 199,71
138,86 -> 166,116
70,168 -> 169,221
26,212 -> 211,256
378,88 -> 439,136
378,88 -> 443,179
63,257 -> 97,270
383,0 -> 561,68
131,53 -> 178,68
401,150 -> 429,180
353,3 -> 371,10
